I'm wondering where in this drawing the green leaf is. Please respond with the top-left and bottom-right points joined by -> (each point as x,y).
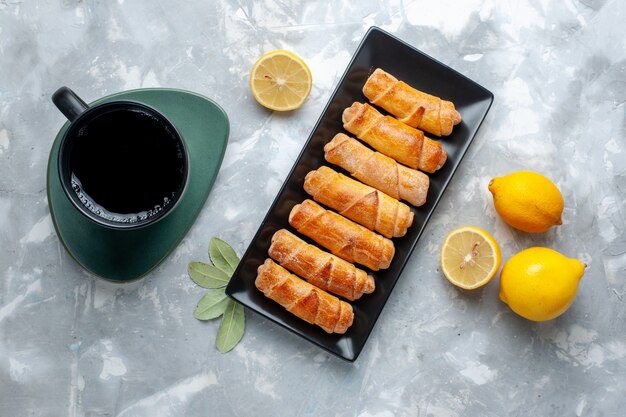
209,237 -> 239,276
188,262 -> 230,288
194,290 -> 229,320
215,300 -> 245,353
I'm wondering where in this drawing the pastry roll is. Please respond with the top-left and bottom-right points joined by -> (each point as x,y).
304,166 -> 414,238
288,199 -> 394,271
362,68 -> 461,136
324,133 -> 429,206
269,229 -> 375,301
342,102 -> 447,173
256,259 -> 354,334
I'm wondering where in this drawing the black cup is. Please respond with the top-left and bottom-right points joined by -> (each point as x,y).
52,87 -> 189,230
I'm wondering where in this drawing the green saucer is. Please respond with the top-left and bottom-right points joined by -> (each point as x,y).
47,88 -> 229,281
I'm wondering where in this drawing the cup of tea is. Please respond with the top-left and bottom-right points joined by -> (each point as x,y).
52,87 -> 190,230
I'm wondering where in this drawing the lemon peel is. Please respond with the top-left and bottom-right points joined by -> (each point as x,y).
249,50 -> 312,111
499,247 -> 585,321
440,226 -> 502,290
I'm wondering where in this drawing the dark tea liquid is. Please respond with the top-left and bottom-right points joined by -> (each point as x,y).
69,108 -> 185,223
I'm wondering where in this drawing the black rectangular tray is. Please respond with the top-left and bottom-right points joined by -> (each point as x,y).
226,26 -> 494,361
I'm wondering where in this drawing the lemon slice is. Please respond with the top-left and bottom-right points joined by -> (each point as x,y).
249,50 -> 312,111
440,226 -> 502,290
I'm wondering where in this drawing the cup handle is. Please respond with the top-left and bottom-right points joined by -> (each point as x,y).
52,86 -> 89,122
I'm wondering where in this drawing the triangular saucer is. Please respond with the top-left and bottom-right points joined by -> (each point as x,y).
47,88 -> 229,281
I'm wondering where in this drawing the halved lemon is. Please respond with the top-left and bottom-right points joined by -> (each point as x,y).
249,50 -> 312,111
440,226 -> 502,290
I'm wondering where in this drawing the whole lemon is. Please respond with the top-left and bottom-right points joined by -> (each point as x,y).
488,171 -> 564,233
499,247 -> 585,321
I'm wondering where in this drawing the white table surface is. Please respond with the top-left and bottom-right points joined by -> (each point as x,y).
1,1 -> 625,416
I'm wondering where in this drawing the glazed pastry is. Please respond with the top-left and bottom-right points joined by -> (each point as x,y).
304,166 -> 414,238
324,133 -> 429,206
255,258 -> 354,334
269,229 -> 375,301
288,199 -> 394,271
342,102 -> 447,173
362,68 -> 461,136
